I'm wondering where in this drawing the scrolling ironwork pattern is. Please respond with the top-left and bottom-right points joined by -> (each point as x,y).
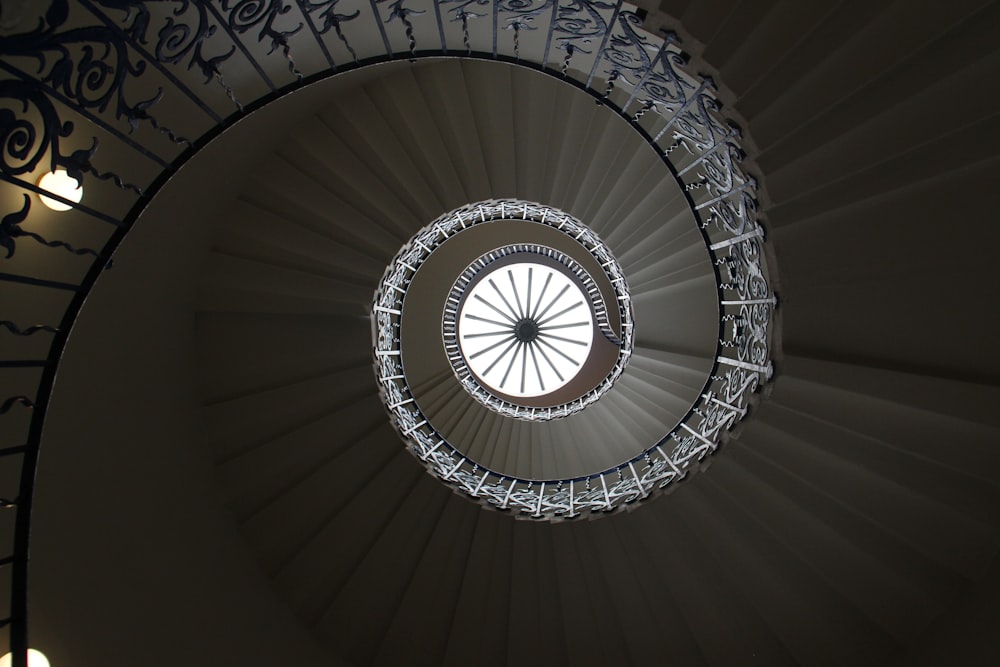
407,208 -> 632,420
297,0 -> 362,62
2,0 -> 156,140
373,196 -> 771,519
222,0 -> 305,77
0,0 -> 776,656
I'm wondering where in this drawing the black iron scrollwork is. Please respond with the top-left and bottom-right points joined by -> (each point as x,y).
497,0 -> 551,14
555,0 -> 613,42
560,42 -> 574,76
441,0 -> 490,54
90,0 -> 152,44
0,321 -> 59,336
297,0 -> 361,63
0,79 -> 142,195
98,0 -> 242,110
501,17 -> 529,59
0,395 -> 34,415
676,95 -> 756,236
0,197 -> 32,259
98,0 -> 228,78
554,0 -> 614,72
595,9 -> 650,98
0,80 -> 72,178
0,0 -> 187,145
498,0 -> 549,58
441,0 -> 492,21
1,195 -> 100,259
0,4 -> 148,194
379,0 -> 426,61
675,86 -> 729,154
637,39 -> 692,110
601,10 -> 651,71
126,88 -> 191,146
222,0 -> 304,78
552,0 -> 615,77
72,137 -> 144,195
632,99 -> 654,121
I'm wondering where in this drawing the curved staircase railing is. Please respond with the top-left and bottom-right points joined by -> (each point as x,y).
0,0 -> 775,661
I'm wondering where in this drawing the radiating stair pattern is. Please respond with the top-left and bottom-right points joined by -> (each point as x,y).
193,16 -> 1000,667
9,1 -> 1000,666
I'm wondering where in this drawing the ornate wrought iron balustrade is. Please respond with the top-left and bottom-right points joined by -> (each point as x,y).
0,0 -> 775,662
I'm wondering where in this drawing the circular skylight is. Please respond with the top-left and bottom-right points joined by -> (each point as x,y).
441,241 -> 628,418
456,261 -> 594,397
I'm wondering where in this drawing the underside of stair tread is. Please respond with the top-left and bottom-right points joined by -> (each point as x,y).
705,455 -> 941,642
174,43 -> 1000,667
22,3 -> 1000,666
204,363 -> 377,460
739,414 -> 999,578
677,482 -> 904,666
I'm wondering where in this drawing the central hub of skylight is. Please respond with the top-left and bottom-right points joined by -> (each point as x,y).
513,318 -> 539,343
456,260 -> 595,398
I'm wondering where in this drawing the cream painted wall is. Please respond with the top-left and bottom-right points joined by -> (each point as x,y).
26,66 -> 412,667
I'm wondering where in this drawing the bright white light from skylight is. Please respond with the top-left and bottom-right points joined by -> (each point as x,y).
457,261 -> 594,397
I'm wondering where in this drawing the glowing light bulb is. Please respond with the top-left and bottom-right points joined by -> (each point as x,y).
37,169 -> 82,211
0,649 -> 50,667
0,649 -> 51,667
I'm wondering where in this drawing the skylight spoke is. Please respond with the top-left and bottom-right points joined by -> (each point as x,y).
537,336 -> 582,366
473,294 -> 518,324
533,341 -> 565,382
488,278 -> 521,321
537,331 -> 589,346
465,312 -> 515,329
483,338 -> 520,375
520,342 -> 528,393
538,322 -> 589,331
463,330 -> 518,339
526,268 -> 533,323
508,269 -> 526,319
534,283 -> 570,322
499,341 -> 522,388
530,272 -> 553,320
469,334 -> 517,360
528,343 -> 546,391
538,301 -> 583,326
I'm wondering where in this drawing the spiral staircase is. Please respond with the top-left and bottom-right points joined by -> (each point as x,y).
1,1 -> 999,666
